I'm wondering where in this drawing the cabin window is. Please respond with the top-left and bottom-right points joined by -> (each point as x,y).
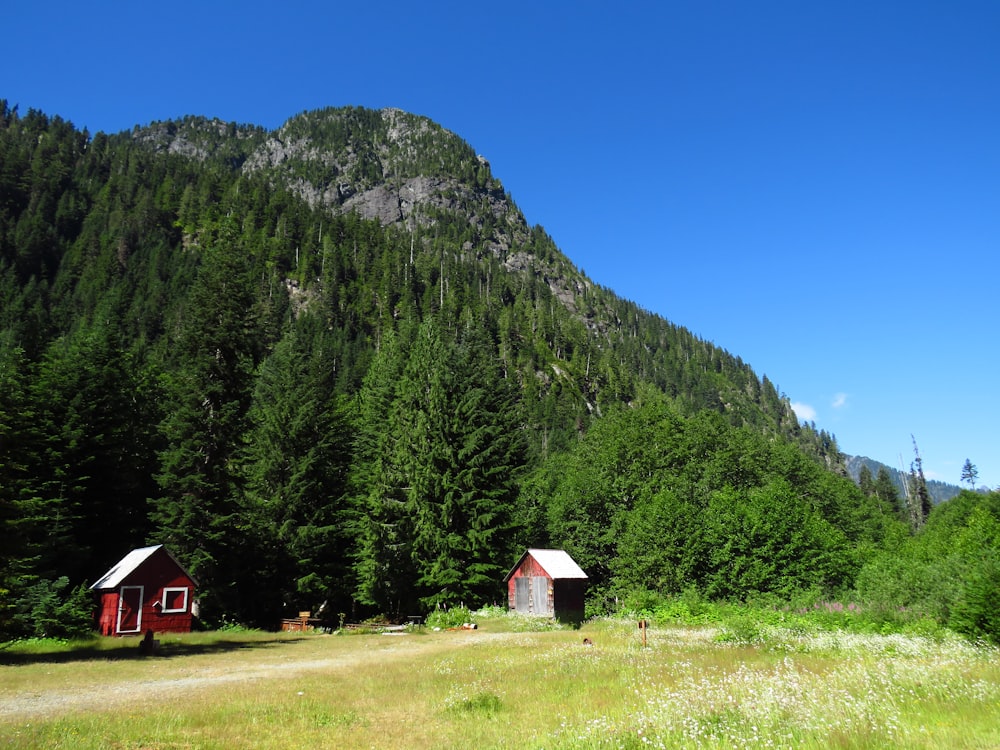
162,587 -> 189,613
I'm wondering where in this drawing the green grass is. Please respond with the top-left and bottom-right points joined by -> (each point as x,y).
1,615 -> 998,749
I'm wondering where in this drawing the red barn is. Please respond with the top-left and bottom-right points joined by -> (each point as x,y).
504,549 -> 588,623
90,545 -> 197,636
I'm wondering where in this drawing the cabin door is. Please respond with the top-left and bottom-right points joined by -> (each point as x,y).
514,577 -> 530,613
117,585 -> 144,634
532,577 -> 549,615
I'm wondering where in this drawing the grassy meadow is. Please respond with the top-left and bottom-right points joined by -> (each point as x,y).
1,613 -> 998,749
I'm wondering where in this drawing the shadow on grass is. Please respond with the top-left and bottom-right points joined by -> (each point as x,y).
0,634 -> 309,666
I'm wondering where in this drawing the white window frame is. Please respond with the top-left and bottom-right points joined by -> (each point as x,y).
161,587 -> 189,614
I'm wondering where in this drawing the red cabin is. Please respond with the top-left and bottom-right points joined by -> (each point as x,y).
504,549 -> 588,624
90,545 -> 197,636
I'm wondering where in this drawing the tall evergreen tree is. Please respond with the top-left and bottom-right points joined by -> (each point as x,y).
0,343 -> 36,636
961,459 -> 979,491
873,465 -> 902,521
241,314 -> 354,622
27,304 -> 161,580
353,328 -> 416,617
150,221 -> 260,621
907,437 -> 933,532
858,465 -> 875,497
353,320 -> 526,617
410,323 -> 526,609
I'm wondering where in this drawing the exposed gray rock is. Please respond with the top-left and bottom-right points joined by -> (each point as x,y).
130,106 -> 602,336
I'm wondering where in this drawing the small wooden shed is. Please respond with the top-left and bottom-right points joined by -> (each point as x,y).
503,549 -> 588,623
90,545 -> 197,636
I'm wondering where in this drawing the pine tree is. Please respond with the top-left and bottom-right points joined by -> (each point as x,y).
27,304 -> 161,580
907,437 -> 933,532
858,465 -> 875,497
873,466 -> 902,521
353,320 -> 526,617
241,315 -> 354,621
353,327 -> 416,617
150,222 -> 260,621
410,323 -> 526,609
961,459 -> 979,491
0,343 -> 36,636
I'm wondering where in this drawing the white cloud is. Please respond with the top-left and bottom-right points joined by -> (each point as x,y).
832,393 -> 848,409
791,402 -> 816,421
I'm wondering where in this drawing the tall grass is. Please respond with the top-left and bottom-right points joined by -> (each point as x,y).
1,614 -> 997,749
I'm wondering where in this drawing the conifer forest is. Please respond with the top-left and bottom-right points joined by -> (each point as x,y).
2,103 -> 998,643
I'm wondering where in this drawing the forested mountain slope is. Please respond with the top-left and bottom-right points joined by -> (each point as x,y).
845,454 -> 970,505
1,103 -> 905,632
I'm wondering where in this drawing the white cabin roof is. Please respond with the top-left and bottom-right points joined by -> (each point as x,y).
505,548 -> 588,581
89,544 -> 165,590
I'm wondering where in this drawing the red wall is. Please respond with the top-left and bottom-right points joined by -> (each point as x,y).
506,554 -> 550,610
95,591 -> 120,636
94,548 -> 196,636
506,553 -> 586,623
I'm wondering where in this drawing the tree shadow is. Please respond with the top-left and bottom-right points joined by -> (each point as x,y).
0,635 -> 309,666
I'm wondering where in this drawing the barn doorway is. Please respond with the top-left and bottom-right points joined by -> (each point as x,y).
514,577 -> 530,613
117,585 -> 144,634
531,577 -> 549,615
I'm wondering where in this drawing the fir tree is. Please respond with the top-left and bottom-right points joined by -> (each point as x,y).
353,320 -> 526,616
409,323 -> 526,609
961,459 -> 979,491
353,327 -> 416,617
241,314 -> 354,621
873,465 -> 902,521
150,221 -> 260,621
907,437 -> 933,532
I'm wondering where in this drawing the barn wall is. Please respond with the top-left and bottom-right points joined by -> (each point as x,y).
506,555 -> 554,616
113,549 -> 195,635
95,592 -> 119,636
553,579 -> 587,624
506,554 -> 587,623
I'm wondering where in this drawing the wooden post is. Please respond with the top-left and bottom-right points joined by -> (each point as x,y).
299,611 -> 311,631
638,619 -> 647,648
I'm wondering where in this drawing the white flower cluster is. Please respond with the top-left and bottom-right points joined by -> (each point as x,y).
549,627 -> 998,748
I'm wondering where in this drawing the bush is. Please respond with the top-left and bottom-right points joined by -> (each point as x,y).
649,588 -> 724,626
8,577 -> 93,640
716,613 -> 767,645
949,554 -> 1000,644
426,605 -> 474,630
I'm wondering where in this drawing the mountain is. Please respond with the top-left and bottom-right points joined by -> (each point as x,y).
4,103 -> 835,455
2,102 -> 876,630
845,455 -> 971,505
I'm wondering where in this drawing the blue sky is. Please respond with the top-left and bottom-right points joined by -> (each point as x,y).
5,2 -> 998,488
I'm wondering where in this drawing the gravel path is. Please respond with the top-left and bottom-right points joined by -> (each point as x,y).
0,631 -> 508,720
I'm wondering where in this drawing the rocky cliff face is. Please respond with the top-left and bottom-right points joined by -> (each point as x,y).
132,116 -> 266,164
241,108 -> 519,240
241,108 -> 601,322
132,106 -> 602,332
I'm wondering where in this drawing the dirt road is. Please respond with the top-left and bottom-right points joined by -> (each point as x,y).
0,631 -> 510,720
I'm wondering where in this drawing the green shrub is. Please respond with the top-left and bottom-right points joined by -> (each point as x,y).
649,588 -> 725,626
949,554 -> 1000,644
618,589 -> 668,617
472,605 -> 507,618
445,690 -> 504,715
716,613 -> 767,645
426,605 -> 474,630
8,577 -> 93,640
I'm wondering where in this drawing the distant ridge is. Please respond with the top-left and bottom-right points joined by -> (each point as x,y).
844,454 -> 982,505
